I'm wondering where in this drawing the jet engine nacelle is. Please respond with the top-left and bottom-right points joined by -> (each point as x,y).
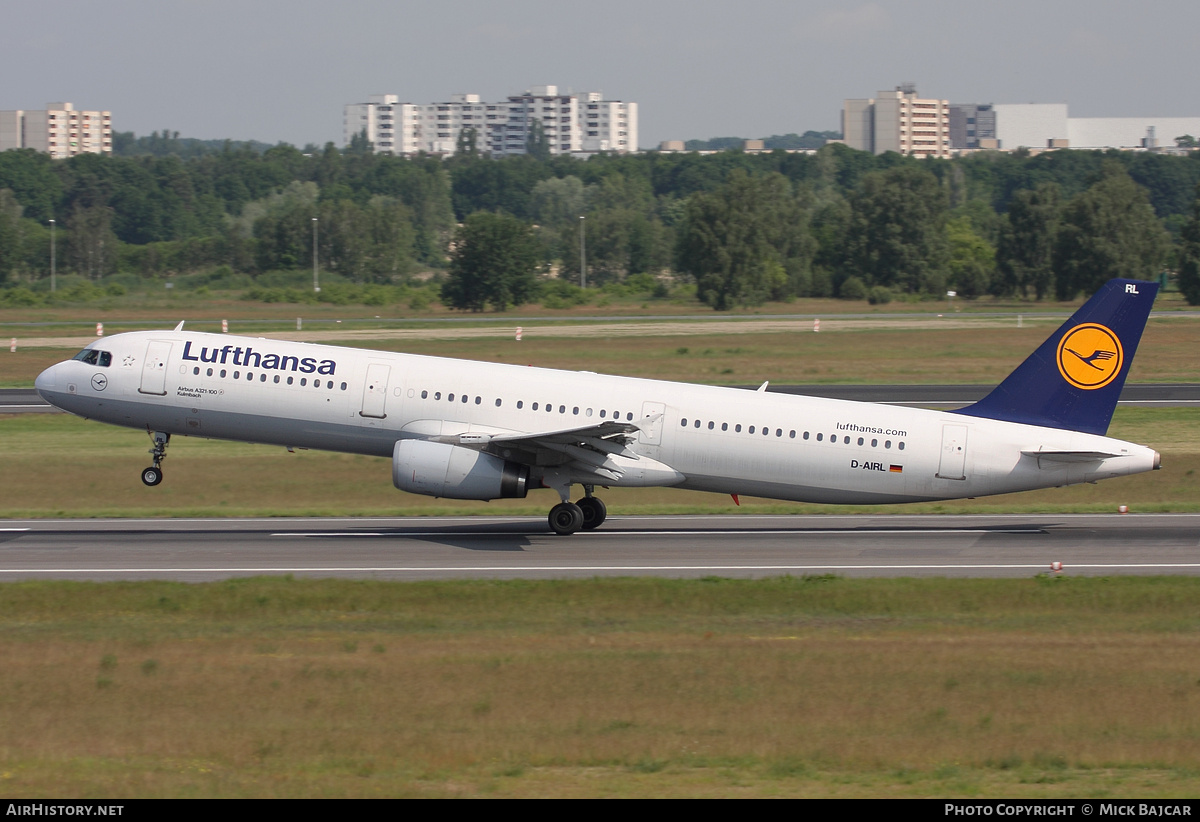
392,439 -> 529,500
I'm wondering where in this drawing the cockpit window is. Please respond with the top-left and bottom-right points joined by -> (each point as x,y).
72,349 -> 112,367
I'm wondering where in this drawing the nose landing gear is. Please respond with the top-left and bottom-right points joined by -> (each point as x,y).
141,431 -> 170,486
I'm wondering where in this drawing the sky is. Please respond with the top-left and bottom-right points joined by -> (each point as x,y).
2,0 -> 1197,149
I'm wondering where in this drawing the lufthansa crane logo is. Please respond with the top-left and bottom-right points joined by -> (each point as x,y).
1056,323 -> 1123,390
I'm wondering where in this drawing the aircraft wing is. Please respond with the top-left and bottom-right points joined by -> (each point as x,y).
433,415 -> 664,483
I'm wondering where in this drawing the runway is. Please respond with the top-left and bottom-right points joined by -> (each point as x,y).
1,514 -> 1198,582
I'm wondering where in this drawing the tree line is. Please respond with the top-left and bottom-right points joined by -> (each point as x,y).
1,137 -> 1199,309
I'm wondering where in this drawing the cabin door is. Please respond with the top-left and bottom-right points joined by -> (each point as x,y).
138,341 -> 172,396
936,424 -> 968,480
639,401 -> 666,449
360,363 -> 391,419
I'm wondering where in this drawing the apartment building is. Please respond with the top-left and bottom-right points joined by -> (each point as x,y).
0,102 -> 112,158
343,86 -> 637,157
842,85 -> 952,158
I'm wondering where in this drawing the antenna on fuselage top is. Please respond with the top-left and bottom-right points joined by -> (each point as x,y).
174,321 -> 185,331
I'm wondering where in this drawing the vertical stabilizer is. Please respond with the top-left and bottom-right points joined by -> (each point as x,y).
953,279 -> 1157,435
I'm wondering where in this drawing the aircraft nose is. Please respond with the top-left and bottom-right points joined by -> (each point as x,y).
34,362 -> 59,399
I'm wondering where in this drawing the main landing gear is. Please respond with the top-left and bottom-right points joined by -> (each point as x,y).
547,485 -> 608,536
141,431 -> 170,486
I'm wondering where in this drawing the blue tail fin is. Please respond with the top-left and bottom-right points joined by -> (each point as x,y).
953,278 -> 1158,436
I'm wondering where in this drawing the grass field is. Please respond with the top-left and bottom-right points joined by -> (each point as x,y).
1,406 -> 1196,518
2,575 -> 1200,798
12,283 -> 1193,326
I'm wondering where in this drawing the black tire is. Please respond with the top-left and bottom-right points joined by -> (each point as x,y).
141,466 -> 163,487
548,502 -> 584,535
576,496 -> 607,530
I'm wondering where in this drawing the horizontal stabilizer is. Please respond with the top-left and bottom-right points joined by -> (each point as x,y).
1021,450 -> 1124,463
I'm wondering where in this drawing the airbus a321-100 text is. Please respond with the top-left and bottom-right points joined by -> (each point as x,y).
35,278 -> 1161,534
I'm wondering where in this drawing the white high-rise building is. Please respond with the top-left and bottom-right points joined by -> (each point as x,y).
343,86 -> 637,157
0,102 -> 112,158
842,85 -> 951,158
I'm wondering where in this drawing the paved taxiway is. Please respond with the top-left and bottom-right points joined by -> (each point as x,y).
1,514 -> 1198,582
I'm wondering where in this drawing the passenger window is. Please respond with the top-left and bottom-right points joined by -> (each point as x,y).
735,424 -> 742,433
327,381 -> 334,389
600,410 -> 607,418
449,393 -> 455,402
722,423 -> 728,431
274,375 -> 280,384
221,370 -> 227,378
694,419 -> 701,428
885,440 -> 891,449
461,394 -> 468,403
193,367 -> 200,375
871,438 -> 877,447
681,418 -> 687,427
817,433 -> 823,442
260,374 -> 267,382
340,382 -> 347,390
476,396 -> 482,405
857,437 -> 864,445
495,399 -> 502,407
749,426 -> 755,434
207,368 -> 213,377
517,401 -> 523,409
899,442 -> 905,451
532,402 -> 539,410
287,376 -> 294,385
421,390 -> 428,399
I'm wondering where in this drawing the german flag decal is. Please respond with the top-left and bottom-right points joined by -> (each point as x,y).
889,465 -> 903,473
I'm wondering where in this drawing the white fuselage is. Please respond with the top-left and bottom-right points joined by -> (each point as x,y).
35,330 -> 1159,504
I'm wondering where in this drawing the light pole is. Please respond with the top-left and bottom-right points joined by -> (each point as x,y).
579,215 -> 586,290
312,217 -> 320,293
49,219 -> 56,292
